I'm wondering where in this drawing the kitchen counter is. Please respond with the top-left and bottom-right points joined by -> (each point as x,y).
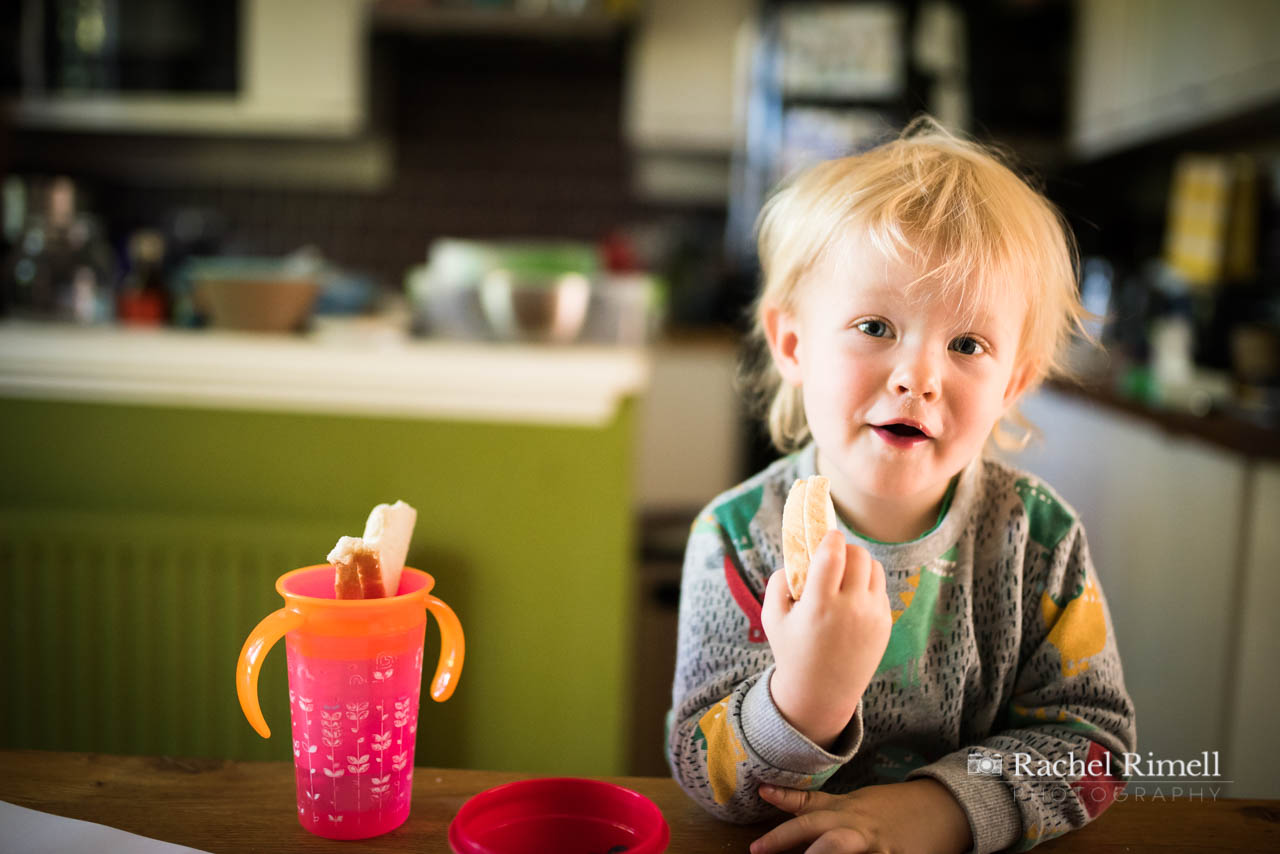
0,321 -> 650,426
1047,376 -> 1280,461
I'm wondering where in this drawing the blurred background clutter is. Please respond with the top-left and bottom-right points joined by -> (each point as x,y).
1,0 -> 1277,796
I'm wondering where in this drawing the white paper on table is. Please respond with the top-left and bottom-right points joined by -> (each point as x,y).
1,800 -> 212,854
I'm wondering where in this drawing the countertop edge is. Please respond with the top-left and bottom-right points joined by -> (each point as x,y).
1044,377 -> 1280,461
0,323 -> 651,427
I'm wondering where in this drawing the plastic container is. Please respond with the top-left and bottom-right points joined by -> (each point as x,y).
478,270 -> 592,343
449,777 -> 670,854
236,565 -> 464,840
409,238 -> 602,342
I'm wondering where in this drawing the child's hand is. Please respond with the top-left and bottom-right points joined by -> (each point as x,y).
750,779 -> 972,854
762,530 -> 891,749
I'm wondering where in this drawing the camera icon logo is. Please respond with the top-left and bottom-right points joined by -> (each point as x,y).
967,752 -> 1003,776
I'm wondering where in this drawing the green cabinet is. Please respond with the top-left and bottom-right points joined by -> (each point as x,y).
1,394 -> 639,776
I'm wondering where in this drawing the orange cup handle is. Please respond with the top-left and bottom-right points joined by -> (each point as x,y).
236,608 -> 304,739
424,594 -> 465,702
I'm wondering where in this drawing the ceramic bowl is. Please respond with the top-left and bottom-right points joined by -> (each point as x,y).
188,258 -> 320,332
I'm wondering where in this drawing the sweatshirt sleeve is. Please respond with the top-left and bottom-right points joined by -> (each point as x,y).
666,510 -> 864,823
907,519 -> 1137,853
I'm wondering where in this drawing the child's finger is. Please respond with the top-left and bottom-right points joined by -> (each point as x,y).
804,828 -> 874,854
757,784 -> 837,814
748,808 -> 853,854
840,542 -> 872,593
868,555 -> 887,595
805,529 -> 847,598
762,569 -> 793,624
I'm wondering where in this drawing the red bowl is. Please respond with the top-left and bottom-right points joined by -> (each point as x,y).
449,777 -> 670,854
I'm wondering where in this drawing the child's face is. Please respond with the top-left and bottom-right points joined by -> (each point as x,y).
767,235 -> 1033,518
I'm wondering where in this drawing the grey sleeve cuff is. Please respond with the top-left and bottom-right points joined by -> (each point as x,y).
906,750 -> 1021,854
738,666 -> 863,774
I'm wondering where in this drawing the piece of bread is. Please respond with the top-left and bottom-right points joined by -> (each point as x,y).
781,480 -> 809,598
780,476 -> 837,600
328,500 -> 418,599
361,500 -> 417,598
328,536 -> 385,599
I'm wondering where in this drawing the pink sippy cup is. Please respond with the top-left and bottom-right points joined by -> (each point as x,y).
237,565 -> 464,840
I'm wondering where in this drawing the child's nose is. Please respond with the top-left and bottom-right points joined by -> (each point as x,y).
888,351 -> 940,401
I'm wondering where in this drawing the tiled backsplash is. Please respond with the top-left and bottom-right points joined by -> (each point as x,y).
5,33 -> 640,288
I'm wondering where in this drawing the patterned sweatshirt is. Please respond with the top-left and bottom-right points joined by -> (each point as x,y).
667,444 -> 1137,853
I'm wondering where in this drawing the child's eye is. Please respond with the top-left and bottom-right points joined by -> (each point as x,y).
855,319 -> 891,338
950,336 -> 986,356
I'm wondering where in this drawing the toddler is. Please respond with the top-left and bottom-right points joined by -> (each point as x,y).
667,118 -> 1136,854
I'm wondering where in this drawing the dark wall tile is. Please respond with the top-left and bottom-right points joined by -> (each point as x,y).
7,31 -> 640,289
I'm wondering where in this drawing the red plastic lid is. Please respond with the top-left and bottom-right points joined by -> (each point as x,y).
449,777 -> 670,854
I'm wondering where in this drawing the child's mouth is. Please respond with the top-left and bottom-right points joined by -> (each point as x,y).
872,422 -> 931,447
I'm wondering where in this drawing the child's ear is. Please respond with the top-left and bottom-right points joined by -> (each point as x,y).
763,304 -> 804,386
1002,359 -> 1037,408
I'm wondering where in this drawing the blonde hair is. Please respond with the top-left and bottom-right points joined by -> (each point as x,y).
743,116 -> 1088,453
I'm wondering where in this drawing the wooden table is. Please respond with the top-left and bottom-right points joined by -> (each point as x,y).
1,751 -> 1277,852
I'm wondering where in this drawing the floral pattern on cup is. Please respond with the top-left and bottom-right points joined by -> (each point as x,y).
286,646 -> 424,831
